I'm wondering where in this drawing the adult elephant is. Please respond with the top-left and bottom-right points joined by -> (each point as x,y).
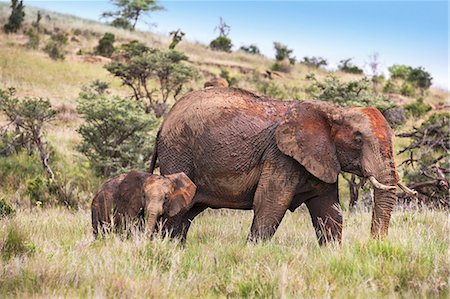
150,88 -> 414,244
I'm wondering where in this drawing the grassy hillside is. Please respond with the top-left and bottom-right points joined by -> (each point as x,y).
0,3 -> 449,298
1,208 -> 448,297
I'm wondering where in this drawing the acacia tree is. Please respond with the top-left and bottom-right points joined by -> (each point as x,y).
0,88 -> 56,181
105,41 -> 197,117
102,0 -> 164,30
3,0 -> 25,33
209,17 -> 233,52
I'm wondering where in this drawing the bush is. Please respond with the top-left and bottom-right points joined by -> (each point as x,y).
388,65 -> 432,94
43,32 -> 68,60
338,58 -> 363,74
219,69 -> 238,87
210,36 -> 233,52
400,82 -> 414,96
25,27 -> 40,49
271,60 -> 292,73
301,56 -> 327,68
306,75 -> 395,112
95,32 -> 115,57
398,113 -> 449,208
3,0 -> 25,34
77,89 -> 158,176
404,98 -> 432,118
383,80 -> 398,94
273,42 -> 295,64
0,197 -> 15,218
240,44 -> 260,55
0,223 -> 35,260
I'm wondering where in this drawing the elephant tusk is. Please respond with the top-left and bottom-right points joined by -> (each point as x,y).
397,181 -> 418,196
368,176 -> 397,191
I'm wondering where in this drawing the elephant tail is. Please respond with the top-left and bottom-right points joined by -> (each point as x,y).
149,129 -> 160,174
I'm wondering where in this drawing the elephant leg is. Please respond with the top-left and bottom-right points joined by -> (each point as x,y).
248,162 -> 299,242
305,183 -> 342,245
168,203 -> 208,243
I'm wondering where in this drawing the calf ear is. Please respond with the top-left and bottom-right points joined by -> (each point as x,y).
275,104 -> 340,184
165,172 -> 197,217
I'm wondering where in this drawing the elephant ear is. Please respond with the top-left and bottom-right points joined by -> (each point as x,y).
165,172 -> 197,217
275,105 -> 340,184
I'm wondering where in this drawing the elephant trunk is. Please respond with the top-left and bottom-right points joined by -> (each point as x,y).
146,212 -> 159,238
369,171 -> 398,238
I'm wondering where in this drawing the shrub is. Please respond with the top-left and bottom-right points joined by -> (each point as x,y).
44,32 -> 68,60
219,69 -> 238,87
0,223 -> 35,260
404,98 -> 432,118
388,64 -> 412,80
3,0 -> 25,34
400,82 -> 414,96
25,27 -> 40,49
408,67 -> 432,92
95,32 -> 115,57
77,88 -> 158,176
383,80 -> 398,94
271,60 -> 292,73
106,42 -> 198,117
301,56 -> 328,68
0,197 -> 15,218
306,75 -> 395,112
398,113 -> 449,208
273,42 -> 295,64
240,44 -> 260,55
338,58 -> 363,74
210,36 -> 233,52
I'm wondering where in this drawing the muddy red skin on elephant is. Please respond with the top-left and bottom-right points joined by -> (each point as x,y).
91,171 -> 196,238
150,88 -> 411,244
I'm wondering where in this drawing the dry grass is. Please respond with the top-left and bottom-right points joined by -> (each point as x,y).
0,208 -> 448,297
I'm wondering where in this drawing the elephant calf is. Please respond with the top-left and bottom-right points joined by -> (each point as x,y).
91,170 -> 196,238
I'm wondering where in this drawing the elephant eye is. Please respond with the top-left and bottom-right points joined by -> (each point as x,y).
354,135 -> 363,145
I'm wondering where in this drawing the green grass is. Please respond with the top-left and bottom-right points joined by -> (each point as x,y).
0,208 -> 448,297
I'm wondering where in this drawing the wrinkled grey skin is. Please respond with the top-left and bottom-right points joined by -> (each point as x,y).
151,88 -> 399,244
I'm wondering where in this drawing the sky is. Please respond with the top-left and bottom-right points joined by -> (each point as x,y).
5,0 -> 449,89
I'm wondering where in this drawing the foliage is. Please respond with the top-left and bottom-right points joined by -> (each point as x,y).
400,82 -> 414,96
306,75 -> 395,112
239,44 -> 260,55
404,98 -> 431,118
383,80 -> 398,94
101,0 -> 164,30
398,113 -> 449,208
3,0 -> 25,34
1,223 -> 35,260
271,60 -> 292,73
388,64 -> 412,80
43,32 -> 68,60
210,36 -> 233,53
25,27 -> 40,49
77,88 -> 158,176
219,68 -> 238,87
408,67 -> 432,92
95,32 -> 115,57
301,56 -> 328,68
106,41 -> 198,117
388,65 -> 433,94
169,29 -> 185,50
338,58 -> 363,74
0,197 -> 15,218
273,42 -> 295,64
